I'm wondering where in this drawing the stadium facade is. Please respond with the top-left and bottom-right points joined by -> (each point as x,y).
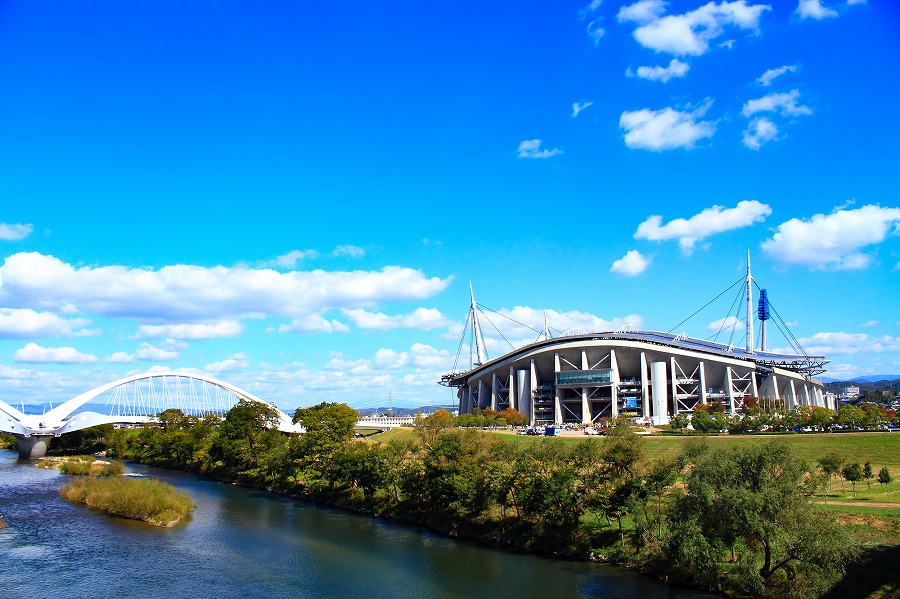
441,260 -> 830,426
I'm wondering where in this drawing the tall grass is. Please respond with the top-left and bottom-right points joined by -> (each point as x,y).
60,476 -> 195,527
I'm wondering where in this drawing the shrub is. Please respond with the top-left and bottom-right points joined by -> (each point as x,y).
60,476 -> 195,527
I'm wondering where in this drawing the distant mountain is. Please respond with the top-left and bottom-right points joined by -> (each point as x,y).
820,375 -> 900,384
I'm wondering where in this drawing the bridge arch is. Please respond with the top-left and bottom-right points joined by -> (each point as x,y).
0,371 -> 302,457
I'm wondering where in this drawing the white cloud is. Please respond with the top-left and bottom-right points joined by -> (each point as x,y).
845,0 -> 865,4
761,204 -> 900,270
707,316 -> 742,333
757,64 -> 798,86
617,0 -> 667,24
373,344 -> 452,371
610,250 -> 651,277
205,353 -> 251,373
134,343 -> 180,361
333,244 -> 365,258
0,252 -> 450,324
572,101 -> 594,117
138,321 -> 244,340
517,139 -> 563,159
859,320 -> 880,328
742,89 -> 812,117
476,307 -> 643,346
778,332 -> 900,356
0,308 -> 94,339
742,117 -> 779,150
796,0 -> 838,19
105,352 -> 135,364
628,59 -> 690,82
272,249 -> 317,268
13,342 -> 98,364
620,101 -> 716,150
586,19 -> 606,44
628,1 -> 771,57
635,199 -> 772,252
277,314 -> 350,334
342,307 -> 451,331
0,223 -> 33,241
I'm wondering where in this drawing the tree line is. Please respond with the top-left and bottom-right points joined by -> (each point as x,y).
49,401 -> 862,598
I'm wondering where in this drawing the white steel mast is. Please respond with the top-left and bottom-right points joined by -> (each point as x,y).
745,251 -> 754,355
470,282 -> 486,366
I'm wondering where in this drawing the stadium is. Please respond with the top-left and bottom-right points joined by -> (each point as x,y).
441,258 -> 831,426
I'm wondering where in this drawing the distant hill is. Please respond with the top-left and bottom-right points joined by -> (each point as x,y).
820,375 -> 900,384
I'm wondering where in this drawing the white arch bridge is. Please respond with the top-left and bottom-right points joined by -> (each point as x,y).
0,372 -> 315,459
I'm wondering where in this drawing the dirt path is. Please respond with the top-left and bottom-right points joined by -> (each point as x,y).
814,500 -> 900,509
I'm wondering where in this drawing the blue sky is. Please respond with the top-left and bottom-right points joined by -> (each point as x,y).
1,0 -> 898,411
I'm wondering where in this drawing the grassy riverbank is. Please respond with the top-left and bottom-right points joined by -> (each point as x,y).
39,455 -> 125,476
60,476 -> 195,527
57,405 -> 900,598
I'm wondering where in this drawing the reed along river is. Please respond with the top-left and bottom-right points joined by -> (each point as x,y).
0,450 -> 708,598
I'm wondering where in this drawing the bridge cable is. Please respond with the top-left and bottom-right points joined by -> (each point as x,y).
667,276 -> 745,335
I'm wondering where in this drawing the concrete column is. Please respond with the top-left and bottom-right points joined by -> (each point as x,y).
491,375 -> 499,411
670,357 -> 678,415
726,367 -> 736,414
581,350 -> 590,424
788,379 -> 797,411
13,434 -> 54,459
751,371 -> 759,398
554,353 -> 563,424
640,352 -> 649,420
530,359 -> 538,426
650,361 -> 668,425
508,367 -> 516,411
699,361 -> 708,406
478,380 -> 488,411
610,350 -> 619,419
517,369 -> 530,423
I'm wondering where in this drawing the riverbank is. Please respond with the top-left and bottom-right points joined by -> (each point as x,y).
42,404 -> 900,597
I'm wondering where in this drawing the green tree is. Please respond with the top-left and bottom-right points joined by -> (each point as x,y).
669,413 -> 689,432
664,441 -> 856,597
842,462 -> 863,497
415,409 -> 454,449
818,451 -> 845,493
878,467 -> 892,485
690,409 -> 715,432
863,461 -> 874,491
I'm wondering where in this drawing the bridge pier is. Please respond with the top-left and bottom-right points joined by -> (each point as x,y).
13,434 -> 54,459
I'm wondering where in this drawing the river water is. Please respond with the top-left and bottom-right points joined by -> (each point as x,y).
0,450 -> 705,598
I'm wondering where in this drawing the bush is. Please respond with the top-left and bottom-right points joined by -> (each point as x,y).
60,476 -> 195,526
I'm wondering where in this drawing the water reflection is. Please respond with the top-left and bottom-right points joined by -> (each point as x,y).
0,451 -> 706,598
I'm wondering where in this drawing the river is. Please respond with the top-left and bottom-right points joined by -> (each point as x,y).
0,450 -> 706,598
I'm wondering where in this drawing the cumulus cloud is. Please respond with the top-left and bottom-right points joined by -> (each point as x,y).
572,101 -> 594,117
625,0 -> 771,57
743,89 -> 812,118
271,249 -> 317,268
620,101 -> 716,150
742,117 -> 779,150
757,64 -> 798,86
628,59 -> 690,82
796,0 -> 838,19
635,200 -> 772,252
13,342 -> 98,364
374,344 -> 452,371
778,332 -> 900,356
342,307 -> 451,331
135,343 -> 180,361
610,250 -> 651,277
761,204 -> 900,269
277,314 -> 350,334
205,353 -> 251,373
138,321 -> 244,340
105,352 -> 135,364
707,316 -> 742,333
0,308 -> 94,339
0,223 -> 34,241
474,307 -> 643,350
333,244 -> 365,258
517,139 -> 563,159
617,0 -> 667,24
0,252 -> 450,325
